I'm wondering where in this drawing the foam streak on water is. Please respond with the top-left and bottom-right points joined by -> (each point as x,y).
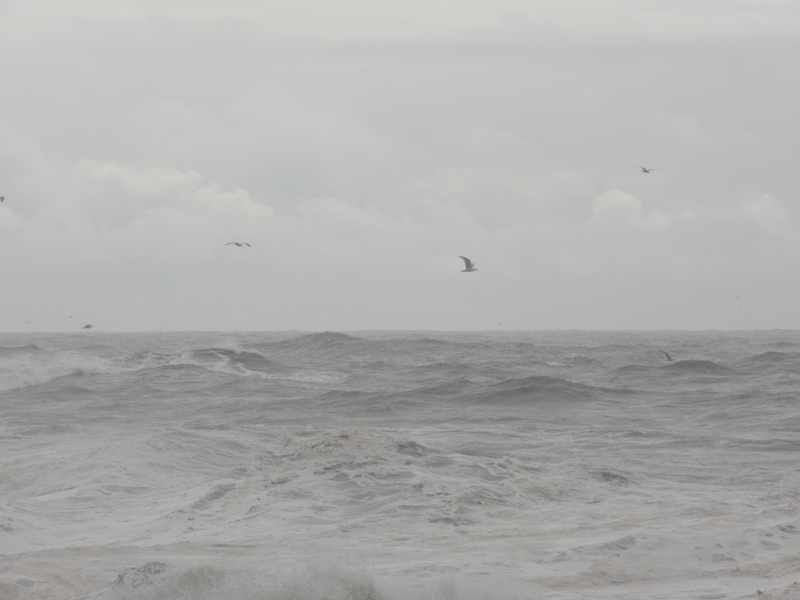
1,331 -> 799,600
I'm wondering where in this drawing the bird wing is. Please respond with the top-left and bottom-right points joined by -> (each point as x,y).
459,255 -> 473,268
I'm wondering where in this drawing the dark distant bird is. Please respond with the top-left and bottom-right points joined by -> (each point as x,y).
0,196 -> 4,202
639,167 -> 656,173
226,242 -> 250,247
459,256 -> 478,272
82,324 -> 94,329
659,350 -> 673,361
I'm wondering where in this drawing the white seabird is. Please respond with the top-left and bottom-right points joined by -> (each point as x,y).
639,167 -> 656,173
82,324 -> 94,329
459,256 -> 478,272
226,242 -> 251,247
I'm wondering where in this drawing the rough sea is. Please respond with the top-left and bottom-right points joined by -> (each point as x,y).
1,330 -> 799,600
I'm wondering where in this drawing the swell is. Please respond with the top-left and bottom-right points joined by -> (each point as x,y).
737,351 -> 800,376
126,347 -> 287,378
261,332 -> 464,365
661,359 -> 735,374
464,375 -> 615,405
0,351 -> 116,392
317,374 -> 620,412
0,343 -> 41,356
266,331 -> 370,356
0,343 -> 291,393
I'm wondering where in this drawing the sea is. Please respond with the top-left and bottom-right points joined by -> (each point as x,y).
1,330 -> 799,600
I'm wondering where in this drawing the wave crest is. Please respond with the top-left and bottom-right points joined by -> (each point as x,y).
469,375 -> 605,405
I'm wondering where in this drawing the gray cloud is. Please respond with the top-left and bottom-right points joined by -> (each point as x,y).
2,1 -> 799,330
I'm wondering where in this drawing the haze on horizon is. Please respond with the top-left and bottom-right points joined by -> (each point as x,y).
2,0 -> 800,332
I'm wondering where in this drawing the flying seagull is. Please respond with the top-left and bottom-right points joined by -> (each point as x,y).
226,242 -> 251,247
639,167 -> 656,173
659,350 -> 673,361
82,324 -> 94,329
459,256 -> 478,272
0,196 -> 4,202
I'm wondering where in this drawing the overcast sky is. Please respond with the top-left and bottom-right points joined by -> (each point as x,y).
2,0 -> 800,332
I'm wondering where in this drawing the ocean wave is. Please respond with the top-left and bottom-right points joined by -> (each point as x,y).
407,337 -> 454,346
78,344 -> 115,352
405,378 -> 478,398
739,351 -> 800,367
124,347 -> 287,378
191,348 -> 286,375
89,561 -> 382,600
272,331 -> 367,353
276,428 -> 412,465
467,375 -> 607,405
256,428 -> 557,529
0,343 -> 41,356
750,350 -> 800,361
611,364 -> 658,376
269,369 -> 348,384
408,362 -> 479,378
0,343 -> 290,391
79,559 -> 509,600
0,351 -> 117,392
661,359 -> 734,374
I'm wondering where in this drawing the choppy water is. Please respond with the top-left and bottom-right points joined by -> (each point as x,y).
1,330 -> 799,600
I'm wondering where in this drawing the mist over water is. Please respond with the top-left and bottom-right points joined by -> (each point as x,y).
1,330 -> 799,600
